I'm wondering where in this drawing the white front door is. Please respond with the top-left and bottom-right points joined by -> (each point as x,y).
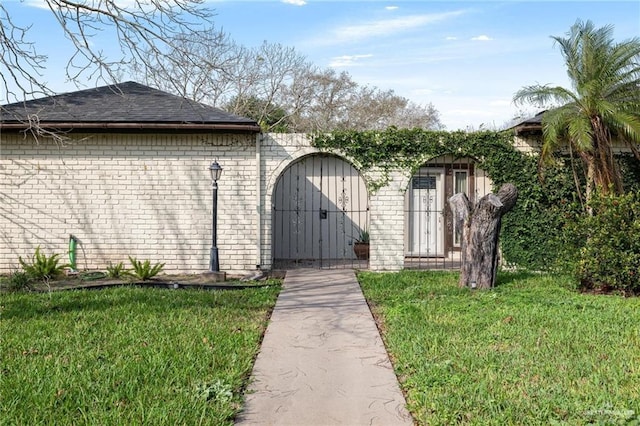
409,170 -> 444,256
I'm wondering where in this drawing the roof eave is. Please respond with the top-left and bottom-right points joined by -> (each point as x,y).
513,123 -> 542,136
0,121 -> 262,133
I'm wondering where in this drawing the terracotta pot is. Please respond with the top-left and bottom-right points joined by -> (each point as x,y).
353,242 -> 370,260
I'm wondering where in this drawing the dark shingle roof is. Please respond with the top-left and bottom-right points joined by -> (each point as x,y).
0,81 -> 260,132
510,110 -> 545,135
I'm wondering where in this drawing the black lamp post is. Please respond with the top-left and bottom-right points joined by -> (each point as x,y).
209,160 -> 223,272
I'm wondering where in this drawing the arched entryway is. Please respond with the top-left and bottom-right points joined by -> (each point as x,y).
272,154 -> 369,269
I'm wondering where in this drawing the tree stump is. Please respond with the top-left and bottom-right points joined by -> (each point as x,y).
449,183 -> 518,289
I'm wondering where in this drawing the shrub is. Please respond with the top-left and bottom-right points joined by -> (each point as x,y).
18,247 -> 69,282
3,270 -> 33,291
127,256 -> 165,281
106,261 -> 127,279
566,192 -> 640,294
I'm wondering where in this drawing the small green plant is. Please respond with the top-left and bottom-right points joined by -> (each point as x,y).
127,256 -> 165,281
106,262 -> 127,279
356,229 -> 370,243
18,247 -> 69,282
194,379 -> 233,403
353,228 -> 370,260
3,270 -> 33,291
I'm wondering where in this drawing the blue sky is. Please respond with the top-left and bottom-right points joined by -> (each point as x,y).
3,0 -> 640,130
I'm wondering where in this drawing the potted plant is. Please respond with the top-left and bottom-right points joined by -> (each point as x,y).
353,229 -> 370,260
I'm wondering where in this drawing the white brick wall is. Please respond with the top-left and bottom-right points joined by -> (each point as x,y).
1,131 -> 500,275
368,170 -> 410,271
514,134 -> 630,155
1,132 -> 258,274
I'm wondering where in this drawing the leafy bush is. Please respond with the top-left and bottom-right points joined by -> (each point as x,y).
18,247 -> 69,282
565,192 -> 640,294
127,256 -> 165,281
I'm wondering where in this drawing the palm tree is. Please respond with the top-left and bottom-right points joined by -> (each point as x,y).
514,20 -> 640,198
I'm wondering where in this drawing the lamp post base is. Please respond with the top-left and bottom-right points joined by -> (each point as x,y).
210,247 -> 220,272
208,247 -> 225,280
204,271 -> 227,281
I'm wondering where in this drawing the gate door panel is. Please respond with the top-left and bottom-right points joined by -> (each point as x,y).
273,155 -> 369,269
408,170 -> 444,256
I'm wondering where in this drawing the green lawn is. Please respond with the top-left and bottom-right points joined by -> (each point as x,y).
4,272 -> 639,425
0,284 -> 280,425
358,271 -> 640,425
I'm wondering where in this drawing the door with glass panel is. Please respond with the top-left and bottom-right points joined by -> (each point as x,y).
408,169 -> 444,256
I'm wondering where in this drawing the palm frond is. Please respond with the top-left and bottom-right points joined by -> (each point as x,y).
513,84 -> 575,108
608,110 -> 640,144
540,107 -> 571,161
566,114 -> 594,154
516,19 -> 640,195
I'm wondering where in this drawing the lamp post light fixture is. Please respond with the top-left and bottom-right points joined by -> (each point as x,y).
209,160 -> 223,272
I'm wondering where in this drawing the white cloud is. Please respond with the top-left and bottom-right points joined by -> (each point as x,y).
385,6 -> 399,11
23,0 -> 49,9
471,35 -> 493,41
282,0 -> 306,5
445,36 -> 458,41
329,54 -> 374,67
315,10 -> 467,46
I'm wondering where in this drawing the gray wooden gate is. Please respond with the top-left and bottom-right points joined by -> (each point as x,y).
272,154 -> 369,269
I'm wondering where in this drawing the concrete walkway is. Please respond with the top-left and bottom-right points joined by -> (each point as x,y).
235,269 -> 413,426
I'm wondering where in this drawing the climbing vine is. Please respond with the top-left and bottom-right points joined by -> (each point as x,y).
311,128 -> 579,270
313,128 -> 516,188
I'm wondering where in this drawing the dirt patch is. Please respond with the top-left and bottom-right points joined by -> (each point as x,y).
4,271 -> 284,292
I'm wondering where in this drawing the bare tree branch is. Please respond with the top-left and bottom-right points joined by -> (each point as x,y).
1,0 -> 213,103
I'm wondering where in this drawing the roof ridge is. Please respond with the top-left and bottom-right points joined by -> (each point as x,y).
0,81 -> 260,132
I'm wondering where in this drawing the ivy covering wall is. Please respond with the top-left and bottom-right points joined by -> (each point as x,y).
312,128 -> 579,270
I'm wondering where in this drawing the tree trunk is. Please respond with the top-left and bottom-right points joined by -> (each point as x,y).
449,183 -> 518,289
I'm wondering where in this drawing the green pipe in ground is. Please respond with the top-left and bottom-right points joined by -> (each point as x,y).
68,235 -> 78,271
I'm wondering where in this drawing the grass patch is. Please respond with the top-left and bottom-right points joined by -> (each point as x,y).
0,284 -> 280,425
359,270 -> 640,425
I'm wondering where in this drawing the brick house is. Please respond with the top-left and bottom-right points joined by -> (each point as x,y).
1,82 -> 494,275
